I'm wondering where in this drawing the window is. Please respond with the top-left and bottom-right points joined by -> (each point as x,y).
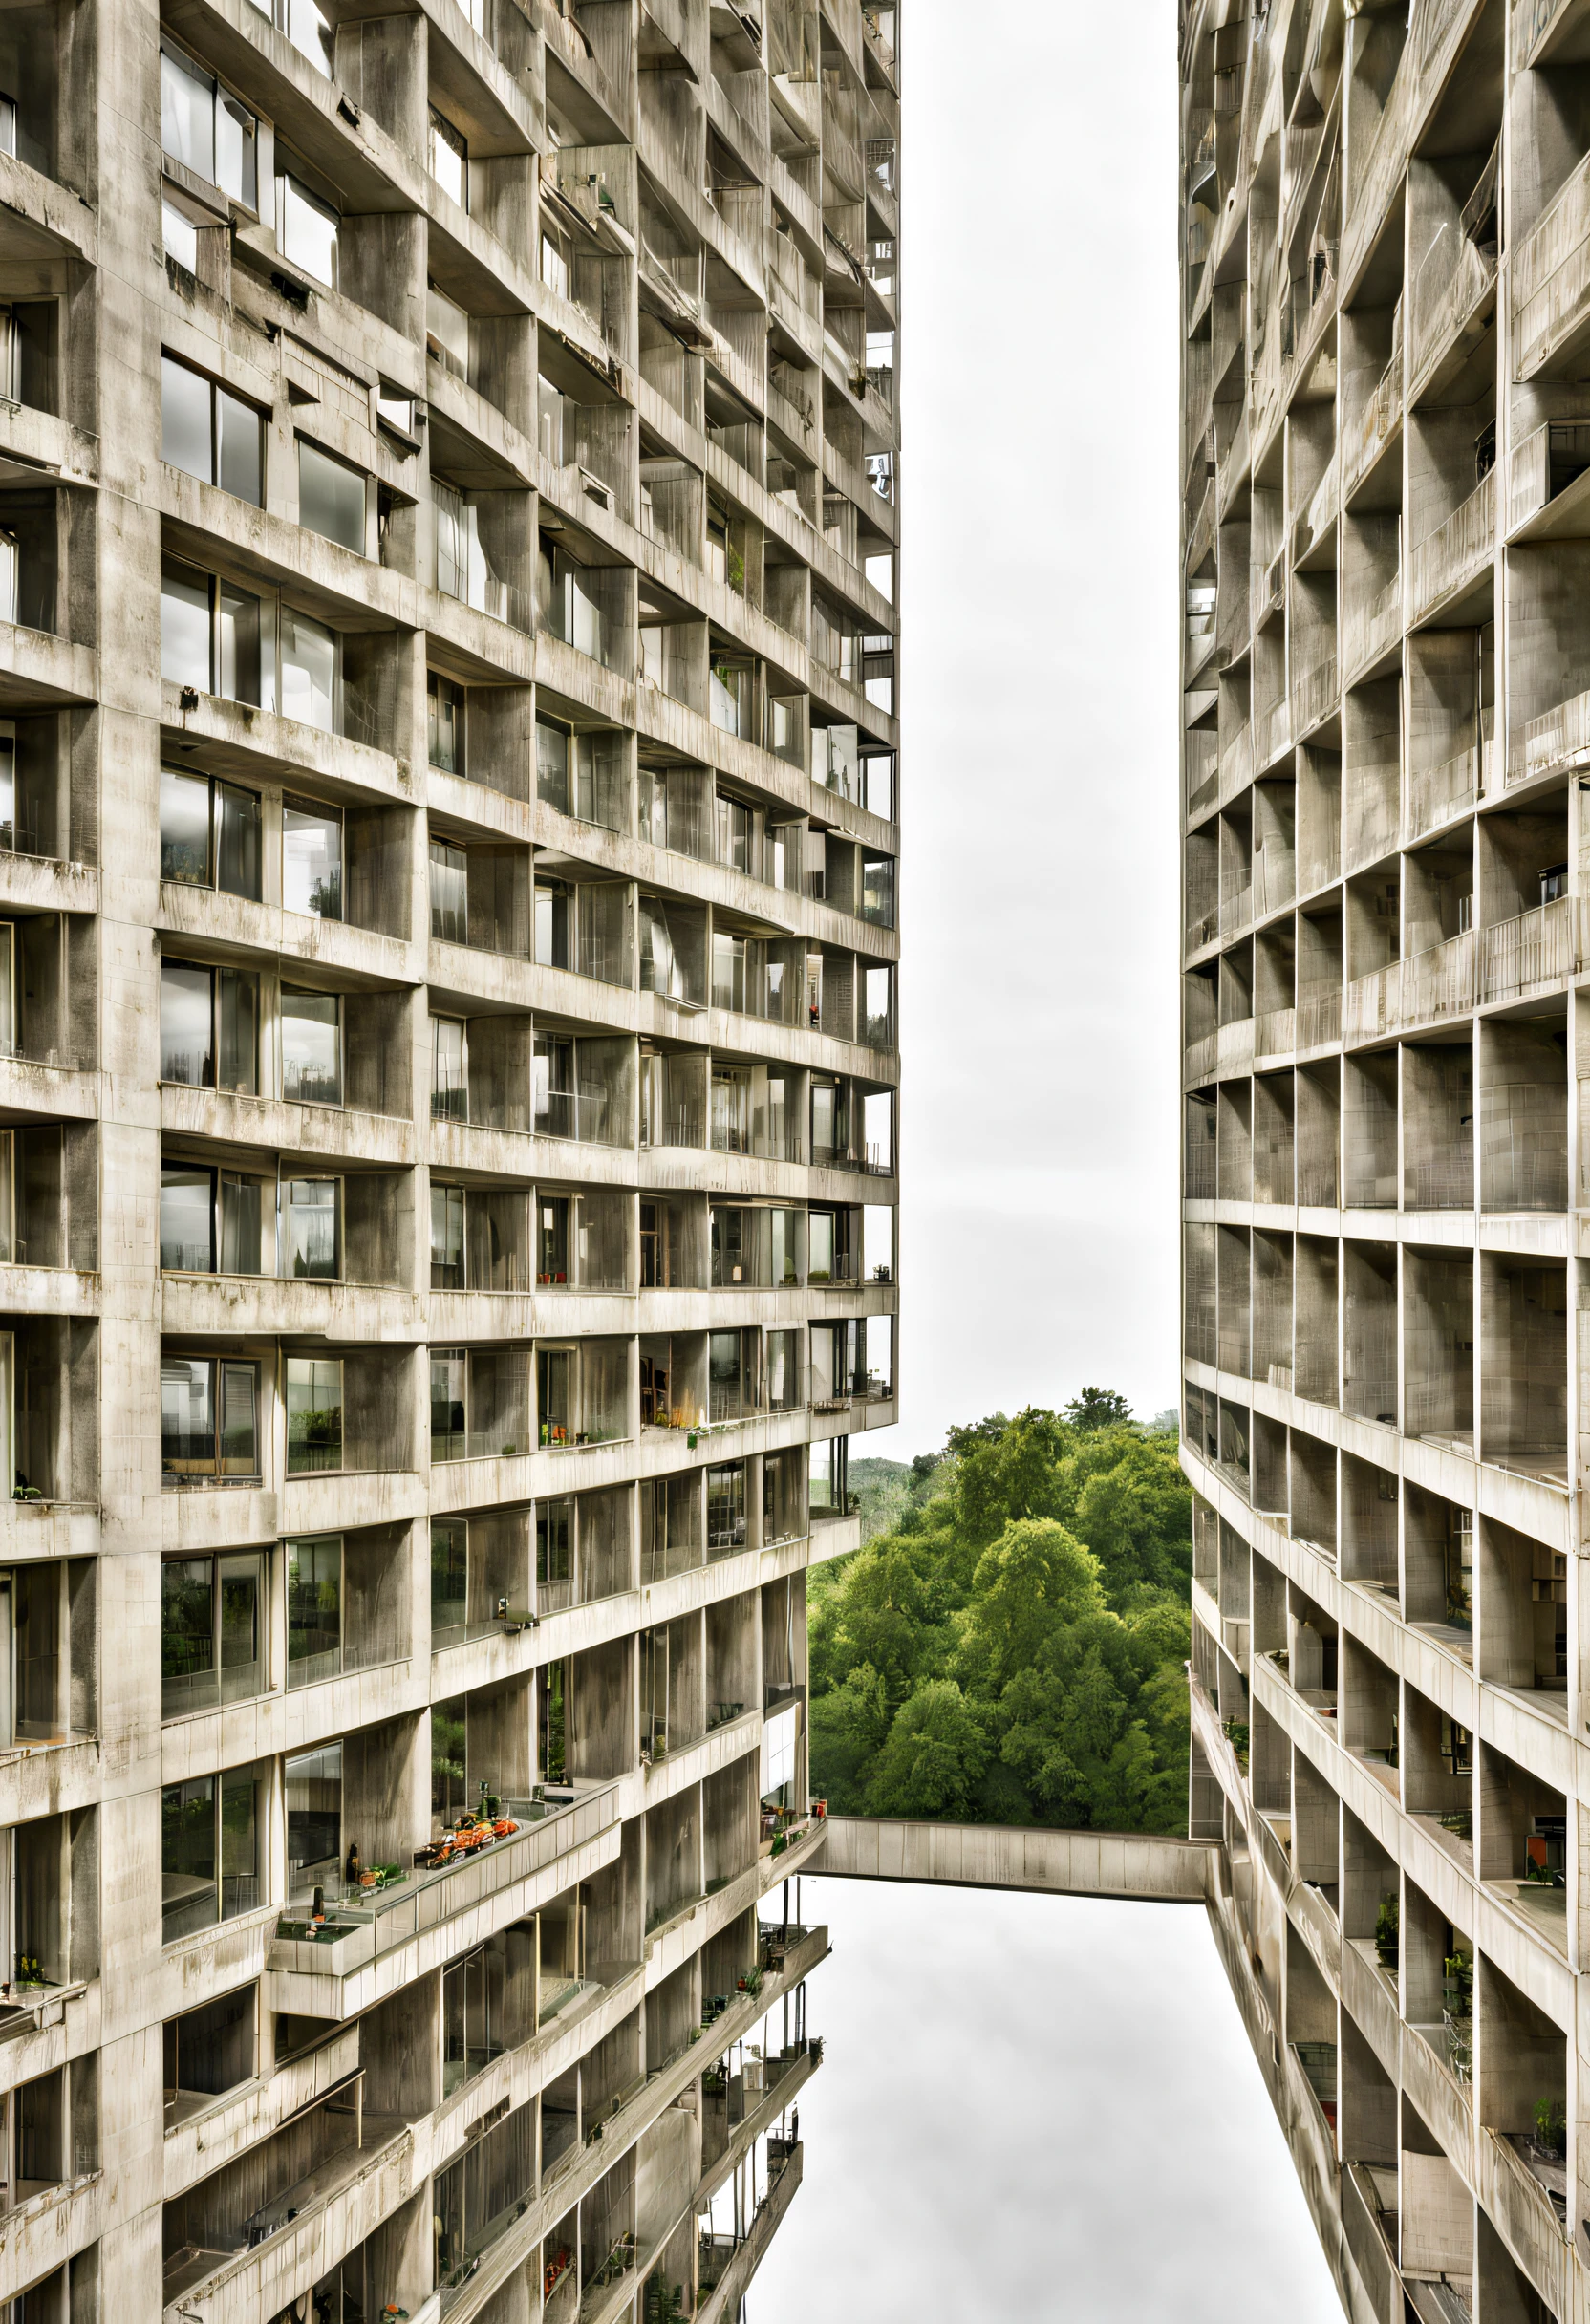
862,963 -> 893,1045
710,656 -> 749,736
426,279 -> 469,374
285,1355 -> 342,1474
161,356 -> 263,505
281,987 -> 341,1106
161,1764 -> 261,1941
158,959 -> 259,1091
536,718 -> 625,830
428,672 -> 464,773
160,557 -> 267,708
0,305 -> 54,418
162,198 -> 199,271
541,541 -> 606,659
430,1348 -> 466,1461
442,1943 -> 504,2097
285,1742 -> 341,1903
431,1016 -> 466,1120
283,1177 -> 338,1278
706,1462 -> 745,1553
280,608 -> 338,732
431,1182 -> 464,1288
159,767 -> 261,895
282,797 -> 343,919
540,232 -> 569,301
428,108 -> 467,207
161,41 -> 258,204
766,1327 -> 801,1410
810,1435 -> 848,1513
429,838 -> 468,943
159,1164 -> 269,1274
859,854 -> 895,927
161,1551 -> 265,1717
431,1517 -> 468,1643
533,1032 -> 574,1136
864,1203 -> 893,1282
537,1502 -> 572,1611
297,439 -> 367,554
161,1357 -> 260,1481
537,1347 -> 571,1445
286,1535 -> 342,1686
164,1987 -> 256,2124
275,170 -> 338,285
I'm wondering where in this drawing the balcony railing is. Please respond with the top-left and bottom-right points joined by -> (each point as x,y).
1409,466 -> 1494,619
1343,894 -> 1579,1042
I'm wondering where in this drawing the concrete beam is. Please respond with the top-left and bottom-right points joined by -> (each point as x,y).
813,1816 -> 1220,1904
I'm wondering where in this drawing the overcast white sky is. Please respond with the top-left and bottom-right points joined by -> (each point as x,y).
750,7 -> 1344,2314
751,1882 -> 1343,2323
872,0 -> 1183,1461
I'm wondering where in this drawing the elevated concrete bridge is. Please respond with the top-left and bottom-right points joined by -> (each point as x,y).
813,1815 -> 1218,1904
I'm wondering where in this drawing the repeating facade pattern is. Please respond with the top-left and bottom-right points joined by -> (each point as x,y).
0,0 -> 902,2313
1177,2 -> 1590,2317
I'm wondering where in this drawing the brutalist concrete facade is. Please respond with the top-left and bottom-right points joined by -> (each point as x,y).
0,0 -> 901,2312
1174,2 -> 1590,2317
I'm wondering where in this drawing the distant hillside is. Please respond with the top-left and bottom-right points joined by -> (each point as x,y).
849,1454 -> 939,1542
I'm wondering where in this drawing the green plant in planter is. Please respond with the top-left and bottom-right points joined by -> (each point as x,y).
13,1953 -> 43,1986
1373,1894 -> 1399,1970
645,2280 -> 685,2324
1443,1949 -> 1473,2011
1534,2097 -> 1568,2158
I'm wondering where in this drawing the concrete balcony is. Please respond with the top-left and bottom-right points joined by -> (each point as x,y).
160,1274 -> 426,1341
1343,354 -> 1402,504
1343,895 -> 1579,1043
1408,469 -> 1494,624
1290,654 -> 1338,740
161,2116 -> 414,2324
159,1085 -> 418,1169
698,2143 -> 803,2323
1514,140 -> 1590,379
161,682 -> 418,808
1511,678 -> 1590,786
0,2170 -> 101,2308
158,883 -> 422,990
1407,218 -> 1496,401
1342,574 -> 1402,684
264,1782 -> 625,2019
163,2023 -> 363,2200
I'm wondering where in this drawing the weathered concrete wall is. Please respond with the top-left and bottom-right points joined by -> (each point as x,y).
815,1816 -> 1218,1904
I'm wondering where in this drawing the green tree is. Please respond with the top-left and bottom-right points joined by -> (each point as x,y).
1064,1386 -> 1134,1431
866,1681 -> 989,1818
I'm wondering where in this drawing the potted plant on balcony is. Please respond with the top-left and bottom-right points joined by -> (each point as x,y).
1531,2097 -> 1568,2163
1373,1895 -> 1399,1971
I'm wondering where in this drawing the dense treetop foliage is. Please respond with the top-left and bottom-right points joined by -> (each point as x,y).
809,1398 -> 1192,1835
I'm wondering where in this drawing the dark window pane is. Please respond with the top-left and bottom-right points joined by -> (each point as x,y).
216,968 -> 257,1095
298,440 -> 365,553
216,388 -> 261,506
219,1362 -> 258,1475
162,1774 -> 218,1941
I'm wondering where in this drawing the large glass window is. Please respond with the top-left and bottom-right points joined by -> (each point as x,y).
430,1517 -> 468,1644
285,1355 -> 342,1474
430,1349 -> 466,1462
297,439 -> 366,554
160,557 -> 267,708
161,1357 -> 260,1481
159,959 -> 258,1092
441,1944 -> 503,2098
161,1552 -> 265,1717
284,1177 -> 338,1278
281,987 -> 341,1107
429,838 -> 468,943
430,1182 -> 464,1288
161,1765 -> 261,1942
766,1327 -> 801,1411
161,355 -> 262,505
428,108 -> 468,207
285,1742 -> 341,1902
286,1535 -> 341,1687
282,797 -> 342,919
275,170 -> 338,285
706,1462 -> 745,1553
431,1017 -> 466,1121
428,672 -> 463,774
280,610 -> 337,732
159,766 -> 261,896
159,1166 -> 269,1274
536,1500 -> 572,1611
161,40 -> 258,204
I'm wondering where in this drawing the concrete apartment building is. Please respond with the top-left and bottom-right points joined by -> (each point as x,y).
1175,0 -> 1590,2315
0,0 -> 901,2310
